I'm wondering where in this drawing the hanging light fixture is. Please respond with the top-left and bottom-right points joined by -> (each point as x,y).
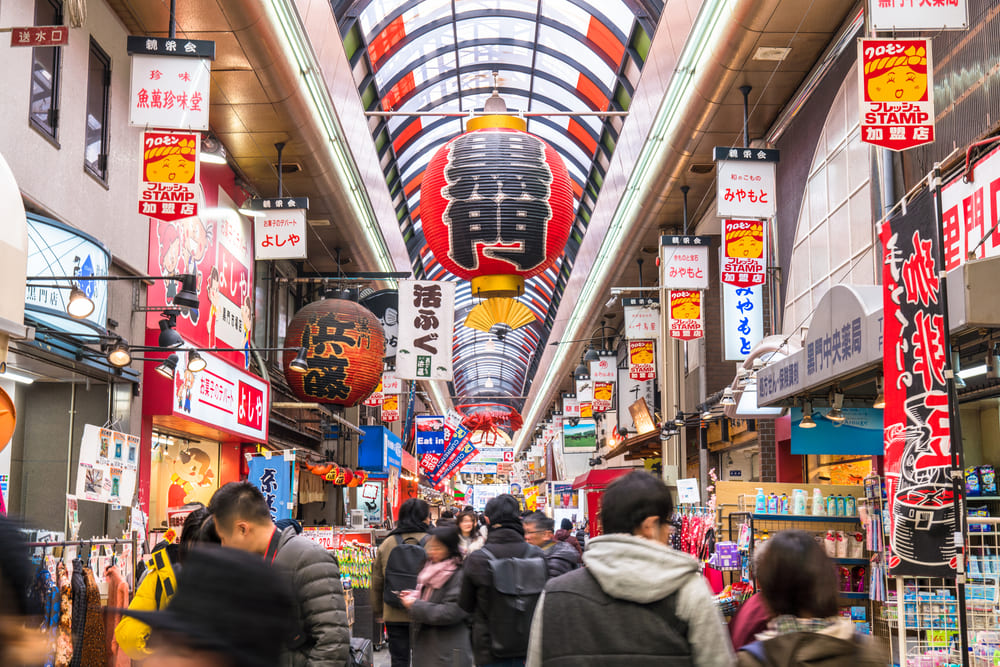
485,376 -> 495,388
987,343 -> 1000,380
186,350 -> 207,373
673,411 -> 686,427
172,274 -> 201,310
952,348 -> 967,389
484,337 -> 496,353
156,353 -> 179,379
582,346 -> 601,363
288,347 -> 309,373
574,362 -> 590,379
720,386 -> 736,406
158,315 -> 184,348
67,285 -> 95,319
873,378 -> 885,409
800,400 -> 817,429
106,339 -> 131,368
827,392 -> 846,423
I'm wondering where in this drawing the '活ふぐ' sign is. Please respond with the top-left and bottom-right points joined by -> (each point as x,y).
859,38 -> 934,151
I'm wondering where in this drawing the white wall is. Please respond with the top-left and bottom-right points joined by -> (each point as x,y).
0,0 -> 147,270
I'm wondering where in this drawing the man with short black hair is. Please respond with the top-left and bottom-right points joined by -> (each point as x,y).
524,513 -> 579,578
209,482 -> 350,667
526,471 -> 733,667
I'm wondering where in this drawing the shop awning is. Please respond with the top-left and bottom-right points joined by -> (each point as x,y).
602,429 -> 660,462
571,468 -> 632,491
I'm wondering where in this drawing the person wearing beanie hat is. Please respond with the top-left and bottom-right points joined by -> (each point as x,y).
459,494 -> 547,666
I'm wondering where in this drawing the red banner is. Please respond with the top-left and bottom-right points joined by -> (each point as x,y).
669,290 -> 704,340
880,188 -> 957,577
722,219 -> 766,288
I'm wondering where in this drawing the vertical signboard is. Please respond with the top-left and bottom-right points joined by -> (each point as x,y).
879,188 -> 957,576
660,236 -> 711,290
589,355 -> 616,383
382,394 -> 400,422
669,290 -> 704,340
128,54 -> 212,131
250,198 -> 309,260
562,394 -> 580,420
139,131 -> 200,222
397,280 -> 455,380
592,382 -> 614,413
721,219 -> 767,287
722,284 -> 763,361
627,340 -> 656,380
859,39 -> 934,151
247,454 -> 293,521
623,297 -> 659,338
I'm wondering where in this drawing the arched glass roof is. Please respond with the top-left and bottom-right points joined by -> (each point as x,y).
334,0 -> 663,410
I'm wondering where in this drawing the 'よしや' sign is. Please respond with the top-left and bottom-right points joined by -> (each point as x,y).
859,39 -> 934,151
139,131 -> 200,222
247,199 -> 309,261
129,54 -> 211,131
10,26 -> 68,47
628,340 -> 655,380
396,280 -> 456,381
722,219 -> 767,288
669,290 -> 704,340
660,236 -> 711,291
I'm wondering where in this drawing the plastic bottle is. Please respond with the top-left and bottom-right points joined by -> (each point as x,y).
812,488 -> 825,516
793,489 -> 807,515
779,493 -> 790,514
767,493 -> 779,514
845,495 -> 856,517
755,488 -> 766,514
836,495 -> 847,517
827,494 -> 838,517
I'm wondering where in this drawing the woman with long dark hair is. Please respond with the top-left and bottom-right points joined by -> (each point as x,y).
456,510 -> 484,557
400,525 -> 472,667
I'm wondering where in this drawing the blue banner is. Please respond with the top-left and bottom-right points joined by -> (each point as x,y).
432,442 -> 479,483
431,424 -> 470,478
790,407 -> 884,456
415,415 -> 446,457
247,455 -> 293,521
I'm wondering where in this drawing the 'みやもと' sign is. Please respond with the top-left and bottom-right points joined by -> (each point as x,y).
722,284 -> 763,361
139,131 -> 200,222
722,219 -> 767,288
669,290 -> 704,340
715,153 -> 777,219
660,236 -> 711,291
859,39 -> 934,151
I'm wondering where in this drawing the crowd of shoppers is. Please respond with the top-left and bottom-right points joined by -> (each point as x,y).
0,471 -> 888,667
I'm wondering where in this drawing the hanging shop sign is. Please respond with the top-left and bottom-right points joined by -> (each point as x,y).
246,198 -> 310,261
397,280 -> 455,380
139,131 -> 200,222
360,290 -> 399,359
75,425 -> 139,506
575,379 -> 593,419
128,52 -> 212,131
361,481 -> 383,524
623,297 -> 659,339
10,26 -> 68,47
247,451 -> 294,521
879,188 -> 957,577
562,394 -> 580,419
669,290 -> 704,340
940,143 -> 1000,271
722,219 -> 767,288
660,236 -> 711,290
432,441 -> 479,483
362,380 -> 384,407
382,394 -> 400,422
858,38 -> 934,151
443,409 -> 463,441
415,415 -> 446,466
26,215 -> 109,337
283,298 -> 385,406
168,347 -> 270,441
381,372 -> 402,395
868,0 -> 968,31
722,284 -> 763,361
147,167 -> 253,368
359,426 -> 402,474
592,381 -> 614,413
618,368 -> 656,434
563,419 -> 597,450
589,355 -> 616,383
627,340 -> 656,380
713,148 -> 778,219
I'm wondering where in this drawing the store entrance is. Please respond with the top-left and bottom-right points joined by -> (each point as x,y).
148,429 -> 221,539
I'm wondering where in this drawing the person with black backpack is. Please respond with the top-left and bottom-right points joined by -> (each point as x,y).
373,498 -> 432,667
526,471 -> 732,667
459,494 -> 548,667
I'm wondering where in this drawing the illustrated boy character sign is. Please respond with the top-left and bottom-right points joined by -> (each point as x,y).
669,290 -> 704,340
722,220 -> 766,288
139,131 -> 201,221
167,446 -> 216,508
859,39 -> 934,151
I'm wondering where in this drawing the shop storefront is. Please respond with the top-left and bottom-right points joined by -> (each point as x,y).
571,468 -> 632,537
358,426 -> 403,525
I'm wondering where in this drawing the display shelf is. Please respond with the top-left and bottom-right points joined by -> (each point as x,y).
838,591 -> 869,600
833,558 -> 869,565
750,513 -> 860,523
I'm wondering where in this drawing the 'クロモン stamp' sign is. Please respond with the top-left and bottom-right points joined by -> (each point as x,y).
859,38 -> 934,151
139,131 -> 200,222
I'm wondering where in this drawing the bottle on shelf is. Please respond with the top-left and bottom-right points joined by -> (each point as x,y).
812,488 -> 825,516
767,493 -> 779,514
755,488 -> 766,513
793,489 -> 807,515
780,493 -> 790,514
827,494 -> 838,517
836,495 -> 846,518
845,495 -> 856,517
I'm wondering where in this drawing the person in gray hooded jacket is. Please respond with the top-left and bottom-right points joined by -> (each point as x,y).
526,471 -> 733,667
209,482 -> 351,667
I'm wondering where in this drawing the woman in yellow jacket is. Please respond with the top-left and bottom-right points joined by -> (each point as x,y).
115,505 -> 217,660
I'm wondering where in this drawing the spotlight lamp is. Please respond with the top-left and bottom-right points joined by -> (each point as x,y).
800,401 -> 817,429
156,353 -> 180,379
106,339 -> 131,368
289,347 -> 309,373
827,392 -> 846,423
173,274 -> 201,310
158,314 -> 185,349
674,411 -> 686,427
720,386 -> 736,406
67,285 -> 95,319
574,362 -> 590,379
873,378 -> 885,410
582,346 -> 601,363
186,350 -> 208,373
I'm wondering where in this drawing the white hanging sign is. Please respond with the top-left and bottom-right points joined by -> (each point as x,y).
869,0 -> 968,31
722,283 -> 764,361
254,209 -> 308,260
396,280 -> 455,380
589,355 -> 616,383
660,236 -> 711,290
623,297 -> 659,339
716,159 -> 777,219
129,54 -> 211,131
381,372 -> 402,394
562,395 -> 580,419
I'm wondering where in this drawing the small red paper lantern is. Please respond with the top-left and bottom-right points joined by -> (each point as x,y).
283,298 -> 385,407
421,117 -> 574,297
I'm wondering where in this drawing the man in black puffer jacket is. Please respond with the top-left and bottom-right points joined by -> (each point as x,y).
209,482 -> 350,667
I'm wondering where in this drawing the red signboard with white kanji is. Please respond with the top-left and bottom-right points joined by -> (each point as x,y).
940,143 -> 1000,272
139,131 -> 200,222
859,38 -> 935,151
880,188 -> 957,577
10,26 -> 68,47
669,290 -> 704,340
722,219 -> 767,288
129,54 -> 211,131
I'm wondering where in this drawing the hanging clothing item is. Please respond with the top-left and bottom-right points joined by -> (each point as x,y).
55,562 -> 73,667
104,566 -> 131,667
77,567 -> 108,666
31,563 -> 60,667
68,561 -> 86,667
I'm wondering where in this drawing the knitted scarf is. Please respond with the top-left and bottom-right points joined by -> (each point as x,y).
416,558 -> 459,600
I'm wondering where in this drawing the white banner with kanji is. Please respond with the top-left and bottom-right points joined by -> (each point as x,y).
396,280 -> 455,380
129,54 -> 210,131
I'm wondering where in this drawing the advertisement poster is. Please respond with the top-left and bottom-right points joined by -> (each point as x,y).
623,297 -> 659,339
397,280 -> 456,380
660,236 -> 710,290
722,284 -> 763,361
361,482 -> 383,524
151,436 -> 219,517
247,454 -> 293,521
129,54 -> 211,130
563,420 -> 597,450
75,425 -> 139,506
430,424 -> 471,479
592,381 -> 614,413
139,131 -> 200,222
146,167 -> 253,368
722,219 -> 766,288
669,290 -> 704,340
382,394 -> 400,422
880,188 -> 957,576
628,340 -> 656,380
415,415 -> 446,474
859,39 -> 934,151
